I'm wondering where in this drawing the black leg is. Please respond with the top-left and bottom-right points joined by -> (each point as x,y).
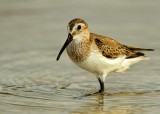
75,77 -> 105,98
98,77 -> 104,93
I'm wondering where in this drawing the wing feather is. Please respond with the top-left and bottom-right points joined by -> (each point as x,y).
90,33 -> 153,59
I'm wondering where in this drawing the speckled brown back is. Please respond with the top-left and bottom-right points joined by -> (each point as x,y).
90,33 -> 148,58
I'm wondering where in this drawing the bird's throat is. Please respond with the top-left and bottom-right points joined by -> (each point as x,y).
66,38 -> 91,63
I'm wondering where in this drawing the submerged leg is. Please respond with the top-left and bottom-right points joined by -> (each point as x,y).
97,77 -> 104,93
97,74 -> 107,93
80,75 -> 106,97
81,76 -> 105,97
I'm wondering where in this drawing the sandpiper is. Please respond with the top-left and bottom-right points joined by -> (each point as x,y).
56,18 -> 154,93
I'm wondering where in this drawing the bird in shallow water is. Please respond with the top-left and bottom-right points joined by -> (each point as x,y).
56,18 -> 154,94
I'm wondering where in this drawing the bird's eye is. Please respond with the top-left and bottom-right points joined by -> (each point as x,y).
77,25 -> 81,30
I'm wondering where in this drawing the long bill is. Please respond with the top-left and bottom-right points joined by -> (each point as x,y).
56,33 -> 73,61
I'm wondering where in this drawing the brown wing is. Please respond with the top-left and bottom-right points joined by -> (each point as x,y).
91,33 -> 153,59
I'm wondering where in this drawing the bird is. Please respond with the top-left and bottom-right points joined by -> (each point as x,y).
56,18 -> 154,94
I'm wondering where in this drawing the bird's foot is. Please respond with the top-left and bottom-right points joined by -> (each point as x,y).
83,90 -> 104,97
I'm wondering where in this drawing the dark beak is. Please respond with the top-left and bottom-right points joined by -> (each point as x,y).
56,33 -> 73,61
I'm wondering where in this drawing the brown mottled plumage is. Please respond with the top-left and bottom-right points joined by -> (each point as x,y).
90,33 -> 154,59
91,33 -> 134,58
66,38 -> 91,63
56,18 -> 154,94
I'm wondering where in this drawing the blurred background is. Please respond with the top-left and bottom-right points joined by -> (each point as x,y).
0,0 -> 160,114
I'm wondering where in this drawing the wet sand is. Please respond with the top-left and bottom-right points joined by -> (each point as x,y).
0,0 -> 160,114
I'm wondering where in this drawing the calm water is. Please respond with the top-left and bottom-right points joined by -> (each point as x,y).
0,0 -> 160,114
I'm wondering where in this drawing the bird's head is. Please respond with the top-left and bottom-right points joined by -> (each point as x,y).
56,18 -> 89,61
67,18 -> 89,39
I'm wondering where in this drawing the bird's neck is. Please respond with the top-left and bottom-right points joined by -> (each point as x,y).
66,32 -> 91,63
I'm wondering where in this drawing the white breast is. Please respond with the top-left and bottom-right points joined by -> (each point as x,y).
74,50 -> 126,75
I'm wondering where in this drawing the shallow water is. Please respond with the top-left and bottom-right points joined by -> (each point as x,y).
0,0 -> 160,114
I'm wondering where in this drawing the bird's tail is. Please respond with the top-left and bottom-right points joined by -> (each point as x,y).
124,45 -> 154,52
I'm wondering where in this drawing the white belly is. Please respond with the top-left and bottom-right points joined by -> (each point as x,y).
74,51 -> 126,75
